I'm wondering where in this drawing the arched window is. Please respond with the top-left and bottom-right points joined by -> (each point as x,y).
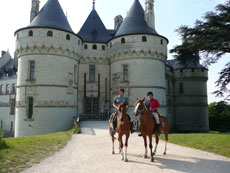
93,44 -> 97,50
161,39 -> 163,45
110,42 -> 112,47
84,44 -> 88,49
47,31 -> 53,37
78,40 -> 80,45
29,30 -> 33,37
66,34 -> 70,40
121,38 -> 125,44
142,36 -> 147,42
102,45 -> 105,50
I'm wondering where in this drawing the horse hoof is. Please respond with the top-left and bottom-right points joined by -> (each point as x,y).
163,152 -> 166,155
112,151 -> 115,154
121,157 -> 124,161
151,158 -> 154,162
125,158 -> 128,162
153,153 -> 155,156
143,155 -> 147,159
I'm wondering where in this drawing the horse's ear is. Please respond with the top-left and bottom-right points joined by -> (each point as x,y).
142,97 -> 145,102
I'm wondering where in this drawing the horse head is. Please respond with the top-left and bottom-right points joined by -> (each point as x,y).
118,102 -> 126,122
134,97 -> 145,117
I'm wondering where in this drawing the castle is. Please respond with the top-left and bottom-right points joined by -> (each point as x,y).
0,0 -> 209,137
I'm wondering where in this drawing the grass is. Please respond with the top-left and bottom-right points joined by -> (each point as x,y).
160,132 -> 230,158
0,130 -> 74,173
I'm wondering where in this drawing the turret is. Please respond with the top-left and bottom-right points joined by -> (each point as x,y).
145,0 -> 155,29
30,0 -> 40,23
109,0 -> 168,115
15,0 -> 82,137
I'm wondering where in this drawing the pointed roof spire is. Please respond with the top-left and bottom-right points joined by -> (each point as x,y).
115,0 -> 158,37
22,0 -> 73,33
93,0 -> 96,10
78,8 -> 112,43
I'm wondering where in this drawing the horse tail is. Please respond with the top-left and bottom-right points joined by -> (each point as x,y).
159,114 -> 170,129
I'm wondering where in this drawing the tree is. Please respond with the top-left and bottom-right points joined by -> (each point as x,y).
208,102 -> 230,131
170,0 -> 230,101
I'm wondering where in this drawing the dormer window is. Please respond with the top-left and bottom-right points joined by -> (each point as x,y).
102,45 -> 105,50
84,44 -> 88,49
121,38 -> 125,44
29,31 -> 33,37
47,31 -> 53,37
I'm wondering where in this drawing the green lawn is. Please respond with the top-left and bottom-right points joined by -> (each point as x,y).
0,130 -> 73,173
160,132 -> 230,158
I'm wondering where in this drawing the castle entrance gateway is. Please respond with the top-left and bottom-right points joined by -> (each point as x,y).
85,97 -> 99,114
81,97 -> 105,120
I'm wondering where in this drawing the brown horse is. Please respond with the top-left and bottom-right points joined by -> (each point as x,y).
134,98 -> 169,162
109,102 -> 131,162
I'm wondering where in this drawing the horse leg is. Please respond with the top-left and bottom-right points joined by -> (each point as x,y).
153,133 -> 159,155
143,135 -> 148,158
124,133 -> 129,162
112,134 -> 115,154
148,134 -> 154,162
119,134 -> 124,161
163,130 -> 168,155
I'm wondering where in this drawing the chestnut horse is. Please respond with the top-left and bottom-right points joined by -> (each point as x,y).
109,102 -> 131,162
134,98 -> 170,162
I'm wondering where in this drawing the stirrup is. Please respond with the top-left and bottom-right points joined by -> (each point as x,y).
131,129 -> 135,134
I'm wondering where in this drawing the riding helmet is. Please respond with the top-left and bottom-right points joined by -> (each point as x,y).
147,91 -> 153,96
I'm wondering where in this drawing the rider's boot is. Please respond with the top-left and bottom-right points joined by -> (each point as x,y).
130,122 -> 135,134
156,124 -> 161,136
112,120 -> 116,134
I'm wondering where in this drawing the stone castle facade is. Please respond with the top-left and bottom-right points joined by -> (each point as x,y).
0,0 -> 209,137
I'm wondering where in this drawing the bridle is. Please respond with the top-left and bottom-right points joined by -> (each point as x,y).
134,102 -> 145,116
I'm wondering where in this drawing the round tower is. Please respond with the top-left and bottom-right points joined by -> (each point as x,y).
108,0 -> 168,115
14,0 -> 82,137
173,61 -> 209,132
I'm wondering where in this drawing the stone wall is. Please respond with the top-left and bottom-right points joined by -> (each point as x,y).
108,34 -> 168,115
0,77 -> 16,134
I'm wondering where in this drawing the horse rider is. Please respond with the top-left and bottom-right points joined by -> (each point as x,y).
139,91 -> 161,136
112,88 -> 135,134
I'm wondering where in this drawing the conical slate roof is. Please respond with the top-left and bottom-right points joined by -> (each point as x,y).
78,8 -> 112,43
115,0 -> 158,37
27,0 -> 73,33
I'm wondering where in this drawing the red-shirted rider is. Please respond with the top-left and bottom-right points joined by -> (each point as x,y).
139,91 -> 161,136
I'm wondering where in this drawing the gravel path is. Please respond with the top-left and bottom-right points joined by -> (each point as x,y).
22,121 -> 230,173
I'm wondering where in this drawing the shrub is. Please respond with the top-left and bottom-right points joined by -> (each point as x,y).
0,130 -> 6,148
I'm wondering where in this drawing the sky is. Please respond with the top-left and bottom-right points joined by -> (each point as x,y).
0,0 -> 229,103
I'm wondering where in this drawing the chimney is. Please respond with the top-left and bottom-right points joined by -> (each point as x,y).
114,15 -> 123,30
1,51 -> 6,57
145,0 -> 155,29
30,0 -> 40,23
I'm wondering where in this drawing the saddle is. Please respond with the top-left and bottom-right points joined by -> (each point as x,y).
110,111 -> 131,130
